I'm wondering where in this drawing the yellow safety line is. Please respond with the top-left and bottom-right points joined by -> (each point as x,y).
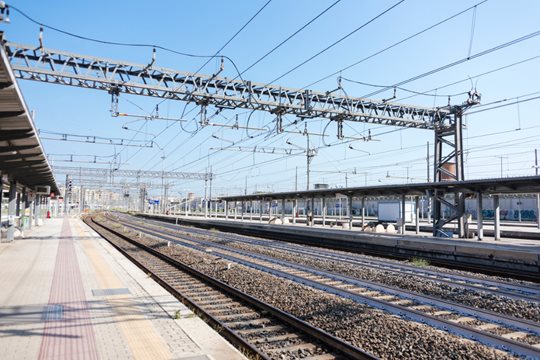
73,219 -> 172,360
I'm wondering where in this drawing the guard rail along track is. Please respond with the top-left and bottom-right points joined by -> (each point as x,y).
84,215 -> 376,360
108,212 -> 540,359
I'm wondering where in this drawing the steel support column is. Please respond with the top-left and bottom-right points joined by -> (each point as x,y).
15,191 -> 20,217
494,195 -> 500,240
477,192 -> 484,241
293,199 -> 297,224
224,200 -> 229,220
415,196 -> 420,234
401,194 -> 406,235
347,195 -> 353,230
281,199 -> 285,224
6,180 -> 17,242
433,109 -> 466,238
28,192 -> 33,230
241,200 -> 244,221
361,197 -> 365,231
536,194 -> 540,230
322,197 -> 327,227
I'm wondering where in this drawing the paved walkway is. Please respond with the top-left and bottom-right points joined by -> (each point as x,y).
0,216 -> 245,360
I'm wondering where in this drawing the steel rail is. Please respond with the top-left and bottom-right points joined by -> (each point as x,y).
84,217 -> 269,360
116,215 -> 540,334
144,214 -> 540,282
135,214 -> 540,302
113,214 -> 540,359
88,216 -> 377,360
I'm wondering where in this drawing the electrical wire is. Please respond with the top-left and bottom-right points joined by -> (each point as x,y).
302,1 -> 488,89
8,4 -> 248,85
392,54 -> 540,103
362,29 -> 540,98
340,77 -> 468,98
194,0 -> 273,74
236,0 -> 342,78
265,0 -> 405,85
466,94 -> 540,115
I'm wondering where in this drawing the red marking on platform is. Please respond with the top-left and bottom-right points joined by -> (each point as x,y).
38,217 -> 98,360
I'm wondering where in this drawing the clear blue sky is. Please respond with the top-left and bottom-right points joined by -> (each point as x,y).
3,0 -> 540,198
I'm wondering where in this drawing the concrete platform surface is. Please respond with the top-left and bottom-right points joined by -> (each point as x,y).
0,216 -> 245,360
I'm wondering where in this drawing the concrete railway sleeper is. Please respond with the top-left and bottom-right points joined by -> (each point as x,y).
109,213 -> 540,359
84,216 -> 376,360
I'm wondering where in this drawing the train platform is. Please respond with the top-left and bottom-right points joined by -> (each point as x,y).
0,216 -> 245,360
140,213 -> 540,278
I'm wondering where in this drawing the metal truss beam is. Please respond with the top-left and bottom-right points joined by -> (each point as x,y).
4,42 -> 453,130
52,166 -> 210,180
39,130 -> 154,148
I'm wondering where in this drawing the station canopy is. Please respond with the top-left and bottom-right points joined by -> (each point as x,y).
220,176 -> 540,202
0,43 -> 58,195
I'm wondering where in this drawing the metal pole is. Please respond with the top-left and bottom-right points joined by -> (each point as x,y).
322,197 -> 326,227
426,141 -> 430,182
241,200 -> 244,221
250,200 -> 253,221
306,135 -> 310,191
28,192 -> 34,229
204,174 -> 208,218
225,200 -> 229,220
292,199 -> 297,224
401,194 -> 406,235
347,195 -> 353,230
6,180 -> 16,242
415,196 -> 420,234
536,149 -> 540,229
281,199 -> 285,224
494,195 -> 500,240
311,196 -> 315,226
209,167 -> 213,215
259,200 -> 263,223
361,197 -> 365,231
477,192 -> 483,240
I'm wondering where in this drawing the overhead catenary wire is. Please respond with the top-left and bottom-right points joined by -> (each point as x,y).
340,77 -> 468,98
302,0 -> 488,89
236,0 -> 342,78
361,29 -> 540,98
193,0 -> 273,74
8,3 -> 249,88
265,0 -> 406,85
392,53 -> 540,103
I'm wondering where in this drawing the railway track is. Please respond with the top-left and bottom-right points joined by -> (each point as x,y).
143,214 -> 539,281
84,216 -> 376,360
109,213 -> 540,359
134,213 -> 540,303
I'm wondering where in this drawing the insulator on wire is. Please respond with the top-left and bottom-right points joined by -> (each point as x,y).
38,26 -> 44,52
